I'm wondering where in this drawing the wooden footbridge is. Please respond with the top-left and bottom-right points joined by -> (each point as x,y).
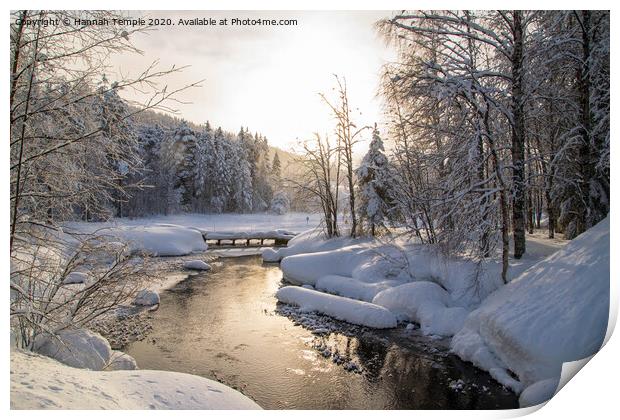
202,230 -> 297,248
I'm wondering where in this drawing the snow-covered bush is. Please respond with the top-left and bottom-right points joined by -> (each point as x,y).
11,230 -> 147,350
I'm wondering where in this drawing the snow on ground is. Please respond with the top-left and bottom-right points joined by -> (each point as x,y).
11,350 -> 261,409
262,229 -> 362,262
451,217 -> 609,401
273,225 -> 574,339
97,225 -> 208,257
276,286 -> 397,329
106,350 -> 138,371
63,213 -> 321,257
67,212 -> 320,238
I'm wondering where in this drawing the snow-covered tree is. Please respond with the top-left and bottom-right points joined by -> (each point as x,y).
356,126 -> 392,236
269,191 -> 290,215
209,127 -> 232,213
231,139 -> 254,213
271,152 -> 282,181
172,123 -> 198,210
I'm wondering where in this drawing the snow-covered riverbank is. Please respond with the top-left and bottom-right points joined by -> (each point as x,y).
267,218 -> 610,407
11,212 -> 609,409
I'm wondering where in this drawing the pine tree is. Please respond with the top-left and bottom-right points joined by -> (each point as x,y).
271,152 -> 282,181
172,122 -> 198,210
210,127 -> 231,213
356,126 -> 392,236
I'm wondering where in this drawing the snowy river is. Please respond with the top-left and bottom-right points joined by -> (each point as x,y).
125,255 -> 517,409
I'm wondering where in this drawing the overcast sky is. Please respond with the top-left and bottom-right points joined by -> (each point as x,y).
109,10 -> 396,151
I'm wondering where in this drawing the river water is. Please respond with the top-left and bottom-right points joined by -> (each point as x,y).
125,255 -> 517,409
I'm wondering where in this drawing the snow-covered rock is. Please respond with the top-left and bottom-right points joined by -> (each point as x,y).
10,350 -> 261,409
276,286 -> 397,329
281,245 -> 372,286
373,281 -> 451,318
315,275 -> 399,302
100,224 -> 207,257
63,271 -> 88,285
33,329 -> 112,371
518,378 -> 560,407
183,260 -> 211,271
105,350 -> 138,371
134,289 -> 160,306
451,217 -> 610,393
372,281 -> 467,336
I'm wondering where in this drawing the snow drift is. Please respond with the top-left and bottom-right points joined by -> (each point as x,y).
451,216 -> 610,398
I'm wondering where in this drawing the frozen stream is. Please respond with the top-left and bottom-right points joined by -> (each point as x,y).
125,255 -> 517,409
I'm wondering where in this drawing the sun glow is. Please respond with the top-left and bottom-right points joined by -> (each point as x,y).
109,10 -> 395,151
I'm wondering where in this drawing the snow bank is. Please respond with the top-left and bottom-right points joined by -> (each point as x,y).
11,350 -> 261,409
183,260 -> 211,271
100,224 -> 207,257
33,329 -> 112,371
276,286 -> 397,329
372,281 -> 467,336
134,289 -> 160,306
316,275 -> 401,302
451,217 -> 610,395
280,245 -> 381,285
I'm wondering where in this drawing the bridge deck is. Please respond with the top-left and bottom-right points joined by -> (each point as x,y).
202,230 -> 296,247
